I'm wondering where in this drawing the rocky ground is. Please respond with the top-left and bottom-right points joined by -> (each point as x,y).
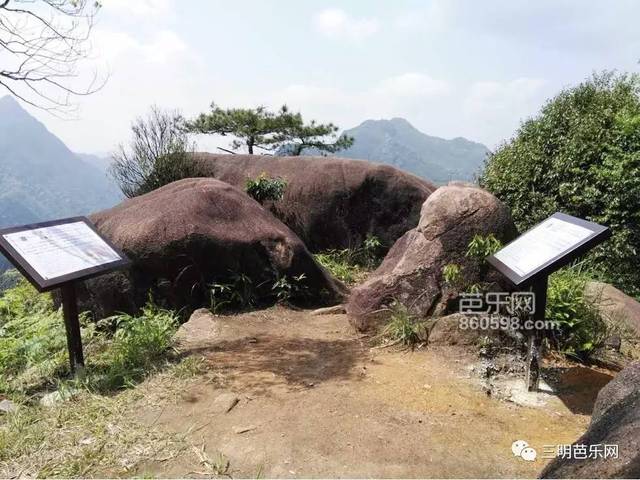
117,306 -> 612,478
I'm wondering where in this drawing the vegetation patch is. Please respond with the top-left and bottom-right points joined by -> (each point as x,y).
480,71 -> 640,297
546,265 -> 619,359
0,362 -> 201,478
441,233 -> 504,296
245,172 -> 287,204
379,301 -> 427,348
0,280 -> 197,477
110,107 -> 206,198
0,280 -> 178,398
209,272 -> 312,313
314,235 -> 383,285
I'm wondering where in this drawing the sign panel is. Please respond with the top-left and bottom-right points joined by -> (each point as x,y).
487,212 -> 610,286
0,217 -> 130,291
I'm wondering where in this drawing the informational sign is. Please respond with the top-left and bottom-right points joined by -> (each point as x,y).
487,212 -> 610,287
4,222 -> 120,281
486,212 -> 610,392
0,216 -> 131,374
0,217 -> 130,292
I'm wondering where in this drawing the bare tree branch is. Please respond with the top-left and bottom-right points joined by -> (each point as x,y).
0,0 -> 105,115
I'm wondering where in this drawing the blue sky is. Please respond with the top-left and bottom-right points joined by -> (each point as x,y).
21,0 -> 640,154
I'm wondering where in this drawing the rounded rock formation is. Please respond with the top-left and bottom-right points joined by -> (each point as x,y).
540,362 -> 640,479
78,178 -> 345,319
346,182 -> 517,331
193,153 -> 437,253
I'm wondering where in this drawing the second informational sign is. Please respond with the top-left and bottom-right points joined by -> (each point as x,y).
487,212 -> 610,287
486,211 -> 610,392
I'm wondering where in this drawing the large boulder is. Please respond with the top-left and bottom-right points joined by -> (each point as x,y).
192,153 -> 436,252
78,178 -> 345,319
540,362 -> 640,478
585,281 -> 640,338
346,183 -> 517,331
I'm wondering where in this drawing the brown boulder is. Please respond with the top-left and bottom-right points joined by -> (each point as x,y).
346,183 -> 517,331
78,178 -> 345,319
540,362 -> 640,479
585,281 -> 640,337
193,153 -> 436,252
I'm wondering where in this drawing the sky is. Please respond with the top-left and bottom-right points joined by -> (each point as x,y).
14,0 -> 640,155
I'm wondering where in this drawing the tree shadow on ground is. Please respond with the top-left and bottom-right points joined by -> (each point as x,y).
188,335 -> 364,395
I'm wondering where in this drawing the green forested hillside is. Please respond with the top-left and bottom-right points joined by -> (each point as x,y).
0,96 -> 122,269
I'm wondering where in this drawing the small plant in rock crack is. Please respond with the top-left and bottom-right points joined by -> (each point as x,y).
466,233 -> 503,260
272,273 -> 308,304
245,172 -> 287,204
442,263 -> 463,287
442,234 -> 504,300
362,234 -> 384,267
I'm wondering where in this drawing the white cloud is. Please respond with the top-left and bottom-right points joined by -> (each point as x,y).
102,0 -> 170,17
463,77 -> 549,147
374,73 -> 451,98
393,2 -> 448,33
263,73 -> 453,143
465,78 -> 547,117
313,8 -> 379,41
270,73 -> 451,118
92,28 -> 193,68
41,26 -> 209,153
264,75 -> 551,149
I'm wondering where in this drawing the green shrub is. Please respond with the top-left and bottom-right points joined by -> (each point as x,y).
245,173 -> 287,203
480,71 -> 640,296
90,304 -> 178,390
314,250 -> 367,285
441,234 -> 503,294
546,266 -> 608,358
110,106 -> 204,198
0,269 -> 20,294
362,234 -> 384,265
209,271 -> 313,312
0,281 -> 75,392
0,281 -> 178,396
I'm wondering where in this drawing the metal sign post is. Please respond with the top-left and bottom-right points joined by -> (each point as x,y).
61,282 -> 85,374
525,276 -> 548,391
487,212 -> 610,392
0,217 -> 130,375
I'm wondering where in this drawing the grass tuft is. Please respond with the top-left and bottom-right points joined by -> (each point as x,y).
379,301 -> 426,348
314,236 -> 384,285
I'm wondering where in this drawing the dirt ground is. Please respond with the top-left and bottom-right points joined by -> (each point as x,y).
131,306 -> 613,478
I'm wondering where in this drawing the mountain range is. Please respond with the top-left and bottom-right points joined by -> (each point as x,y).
0,95 -> 489,270
0,95 -> 122,270
332,118 -> 489,183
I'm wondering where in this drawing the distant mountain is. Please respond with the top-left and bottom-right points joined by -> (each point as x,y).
337,118 -> 489,184
0,95 -> 123,270
281,118 -> 489,184
77,152 -> 114,174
